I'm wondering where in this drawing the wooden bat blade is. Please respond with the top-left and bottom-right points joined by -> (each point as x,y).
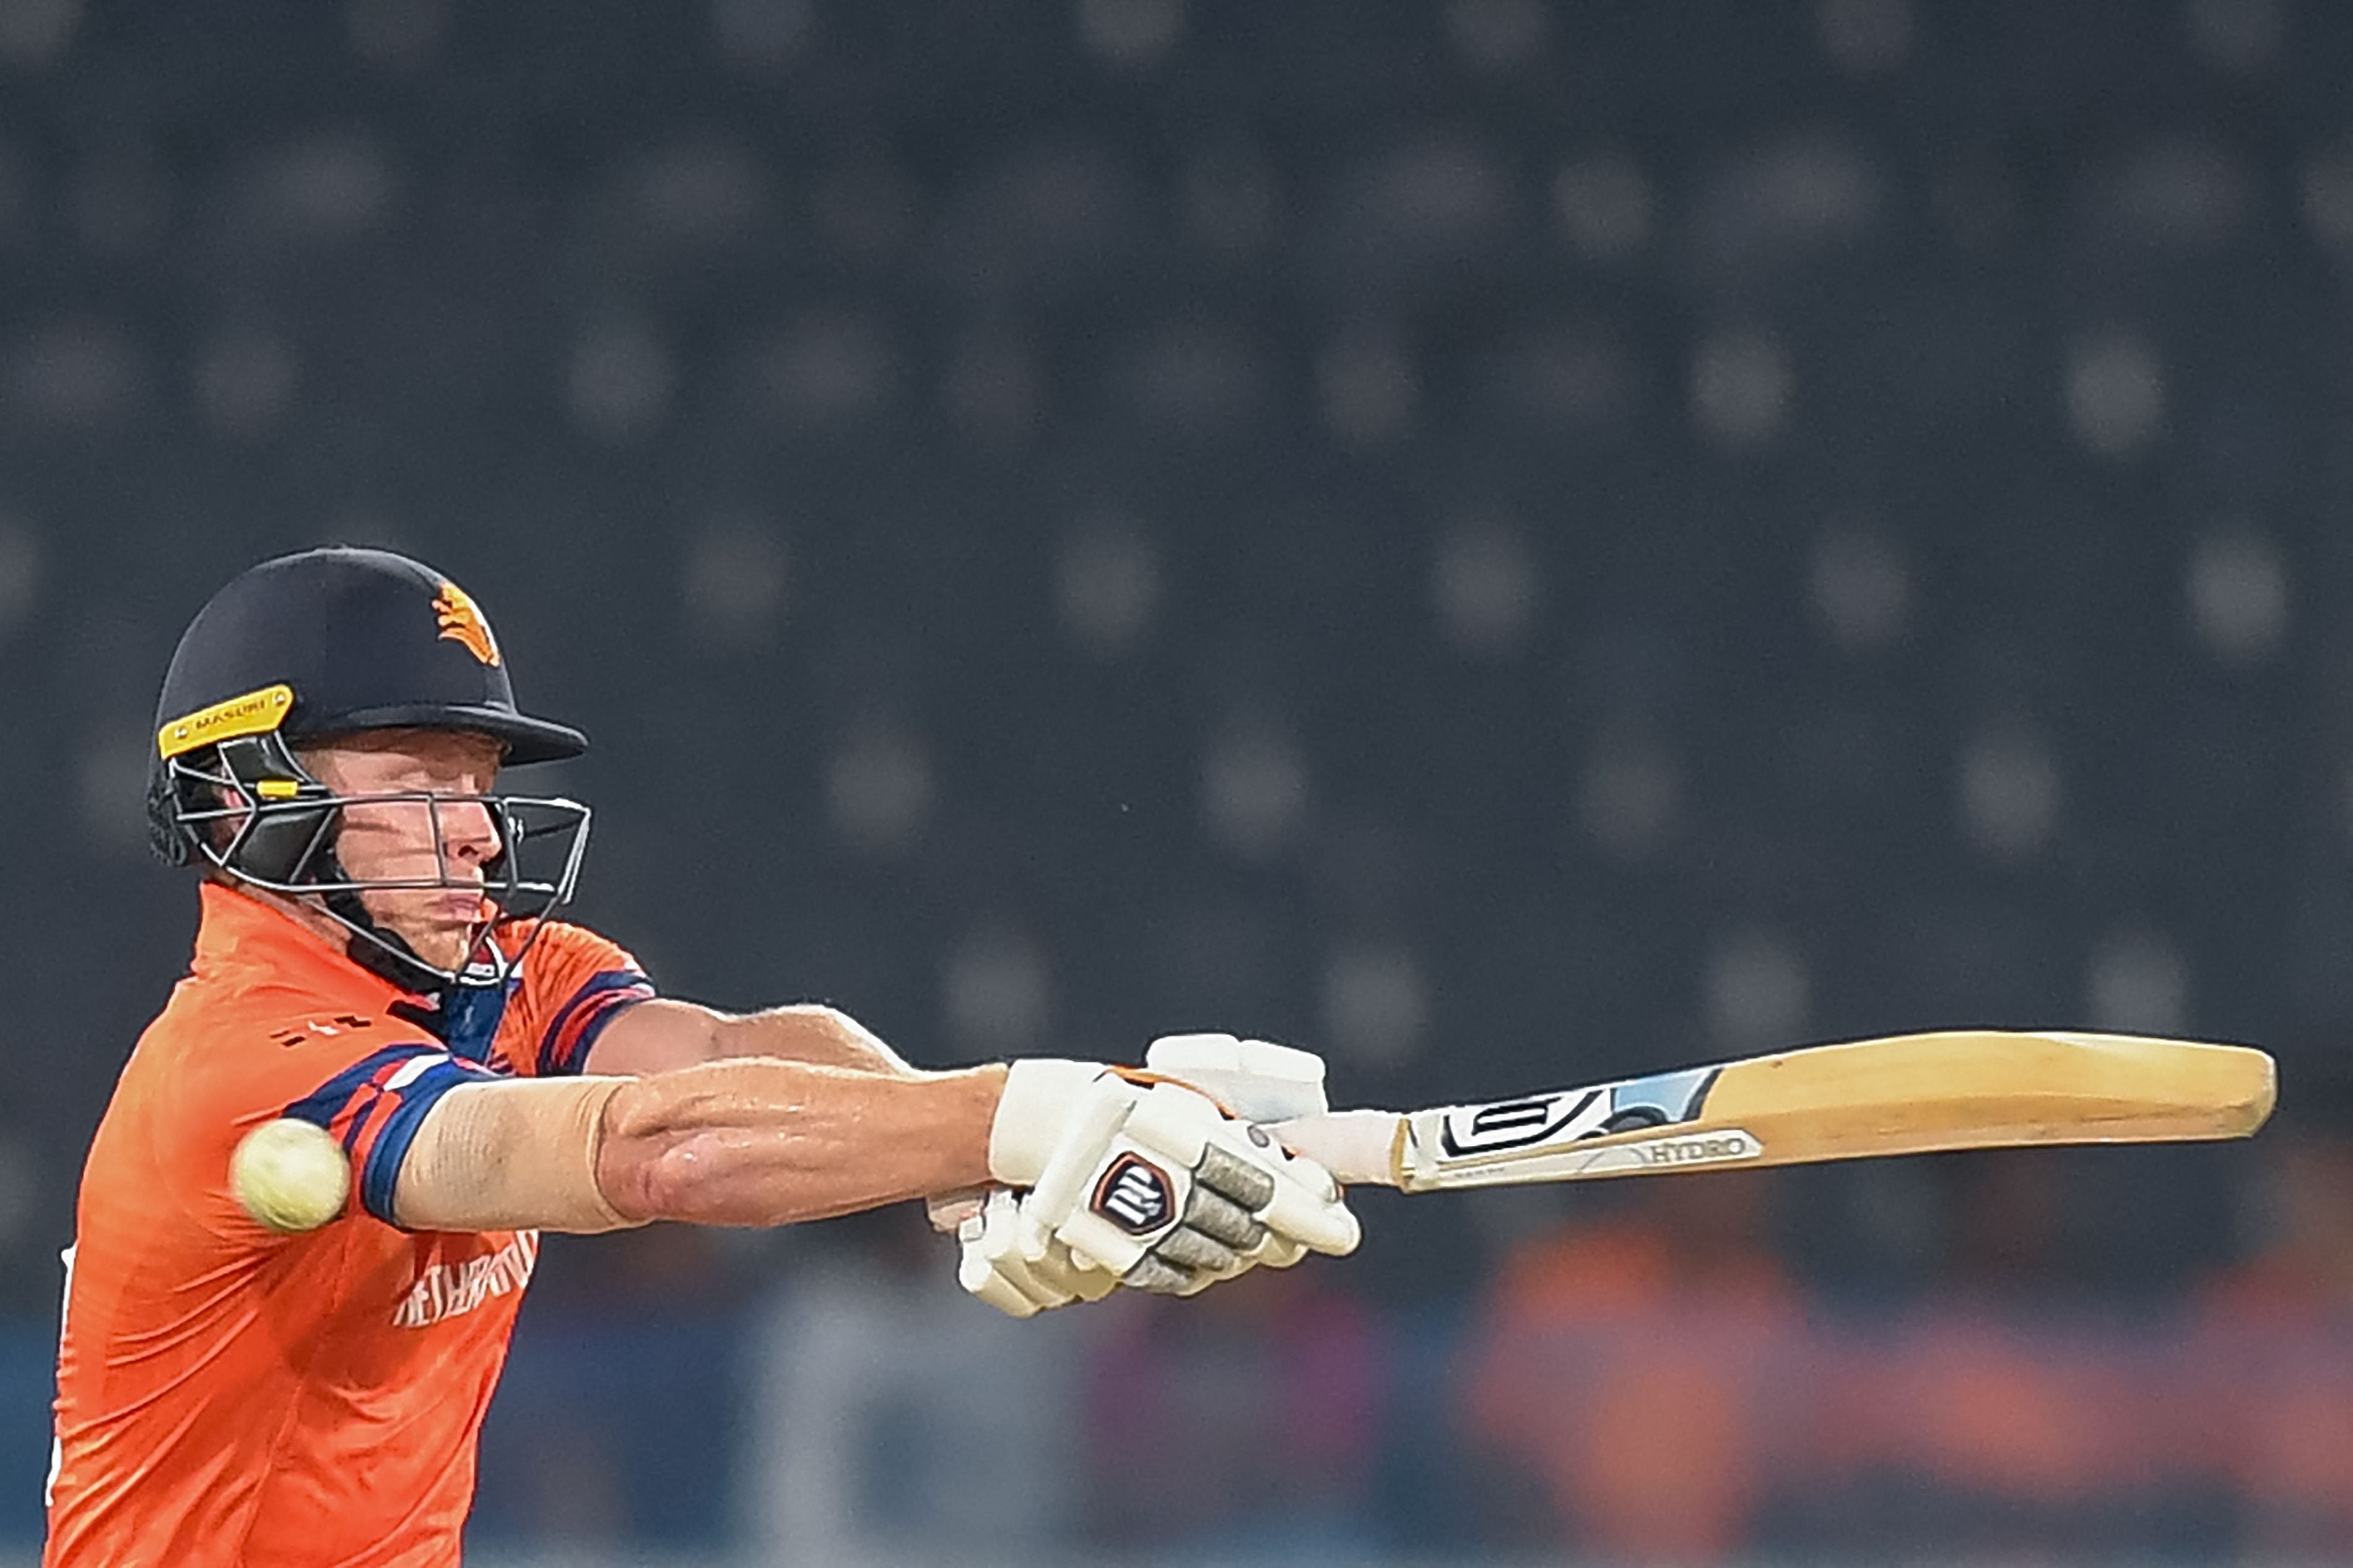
1281,1031 -> 2277,1192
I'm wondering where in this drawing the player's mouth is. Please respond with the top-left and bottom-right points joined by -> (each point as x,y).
428,890 -> 490,922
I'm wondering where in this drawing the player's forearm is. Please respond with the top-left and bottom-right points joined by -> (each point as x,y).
581,998 -> 917,1077
594,1059 -> 1006,1226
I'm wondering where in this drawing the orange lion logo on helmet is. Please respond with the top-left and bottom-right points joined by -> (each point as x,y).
433,582 -> 502,667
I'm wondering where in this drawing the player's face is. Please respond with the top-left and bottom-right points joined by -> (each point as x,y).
300,730 -> 507,974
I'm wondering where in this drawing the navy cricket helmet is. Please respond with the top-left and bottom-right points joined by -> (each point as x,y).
147,547 -> 593,990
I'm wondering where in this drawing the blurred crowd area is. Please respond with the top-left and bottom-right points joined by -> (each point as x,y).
4,0 -> 2353,1556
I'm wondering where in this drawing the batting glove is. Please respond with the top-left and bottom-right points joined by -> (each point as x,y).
973,1060 -> 1358,1310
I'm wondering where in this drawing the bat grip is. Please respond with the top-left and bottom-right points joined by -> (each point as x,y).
1271,1109 -> 1406,1189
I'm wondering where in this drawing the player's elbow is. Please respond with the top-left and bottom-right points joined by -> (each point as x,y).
594,1084 -> 698,1222
596,1125 -> 825,1226
597,1125 -> 708,1223
594,1077 -> 807,1226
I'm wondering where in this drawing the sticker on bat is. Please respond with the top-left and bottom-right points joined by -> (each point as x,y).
1604,1129 -> 1761,1171
1409,1127 -> 1765,1189
1436,1065 -> 1723,1159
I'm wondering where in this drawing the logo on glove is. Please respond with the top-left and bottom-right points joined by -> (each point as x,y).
1092,1153 -> 1175,1234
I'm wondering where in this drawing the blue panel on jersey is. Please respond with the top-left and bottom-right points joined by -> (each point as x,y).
537,969 -> 656,1076
356,1056 -> 492,1224
283,1044 -> 445,1146
562,984 -> 652,1074
441,979 -> 515,1064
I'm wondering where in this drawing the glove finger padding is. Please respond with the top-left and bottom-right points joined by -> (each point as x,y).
1193,1142 -> 1278,1212
1232,1127 -> 1360,1257
1122,1254 -> 1195,1294
1256,1231 -> 1309,1270
1176,1182 -> 1266,1251
1147,1223 -> 1242,1273
957,1189 -> 1120,1318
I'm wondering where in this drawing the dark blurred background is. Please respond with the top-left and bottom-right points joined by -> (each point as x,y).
3,0 -> 2352,1561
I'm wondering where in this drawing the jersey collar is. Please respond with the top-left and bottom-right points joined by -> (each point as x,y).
192,880 -> 409,1007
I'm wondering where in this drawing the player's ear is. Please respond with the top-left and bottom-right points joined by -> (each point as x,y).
209,781 -> 251,850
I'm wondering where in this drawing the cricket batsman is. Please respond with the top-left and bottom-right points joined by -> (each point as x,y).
45,547 -> 1359,1564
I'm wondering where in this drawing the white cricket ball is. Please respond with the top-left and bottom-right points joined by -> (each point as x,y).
230,1118 -> 351,1234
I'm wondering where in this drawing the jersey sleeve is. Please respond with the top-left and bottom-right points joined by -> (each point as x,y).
169,1015 -> 503,1234
501,920 -> 657,1078
282,1042 -> 502,1223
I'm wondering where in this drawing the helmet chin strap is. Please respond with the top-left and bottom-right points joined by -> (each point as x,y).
316,887 -> 520,1059
313,851 -> 498,998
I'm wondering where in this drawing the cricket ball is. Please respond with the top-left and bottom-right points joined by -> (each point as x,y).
230,1118 -> 350,1233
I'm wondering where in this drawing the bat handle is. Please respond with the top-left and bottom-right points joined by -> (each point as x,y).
1272,1109 -> 1407,1189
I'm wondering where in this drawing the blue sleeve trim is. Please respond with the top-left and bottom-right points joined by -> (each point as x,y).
356,1057 -> 493,1225
556,991 -> 653,1076
283,1044 -> 445,1148
536,969 -> 658,1076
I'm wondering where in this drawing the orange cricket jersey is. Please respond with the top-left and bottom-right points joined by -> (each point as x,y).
46,881 -> 655,1567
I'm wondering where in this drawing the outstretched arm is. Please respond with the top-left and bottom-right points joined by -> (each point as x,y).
580,998 -> 917,1078
391,1059 -> 1002,1232
385,1054 -> 1359,1299
595,1059 -> 999,1225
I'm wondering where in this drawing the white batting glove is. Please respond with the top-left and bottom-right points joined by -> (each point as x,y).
1144,1033 -> 1330,1122
952,1189 -> 1122,1317
1133,1034 -> 1333,1270
982,1060 -> 1359,1303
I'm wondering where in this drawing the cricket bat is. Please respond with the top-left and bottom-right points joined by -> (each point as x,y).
1276,1031 -> 2277,1192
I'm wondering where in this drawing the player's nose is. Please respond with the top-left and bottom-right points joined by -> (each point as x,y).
436,797 -> 503,870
